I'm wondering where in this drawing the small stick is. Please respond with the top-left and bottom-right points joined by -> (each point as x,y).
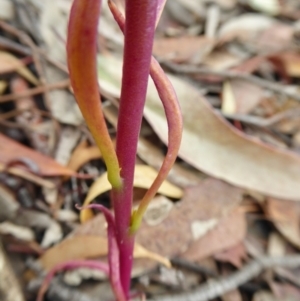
150,255 -> 300,301
0,79 -> 70,103
162,61 -> 300,102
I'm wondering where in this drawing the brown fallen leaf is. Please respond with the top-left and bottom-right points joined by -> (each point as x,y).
272,52 -> 300,77
39,235 -> 170,271
181,209 -> 247,262
98,54 -> 300,201
265,198 -> 300,249
136,179 -> 244,259
80,164 -> 183,222
0,133 -> 77,177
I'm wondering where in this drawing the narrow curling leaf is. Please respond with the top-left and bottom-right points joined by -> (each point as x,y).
156,0 -> 167,26
67,0 -> 121,189
76,204 -> 126,301
108,1 -> 183,233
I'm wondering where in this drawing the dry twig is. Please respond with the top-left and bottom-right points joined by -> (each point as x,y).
162,61 -> 300,102
151,255 -> 300,301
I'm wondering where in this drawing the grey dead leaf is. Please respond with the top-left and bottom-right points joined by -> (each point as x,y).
0,221 -> 35,241
153,36 -> 215,64
41,221 -> 63,248
63,267 -> 107,286
218,13 -> 276,40
247,0 -> 280,16
54,126 -> 82,166
0,0 -> 14,20
40,0 -> 83,125
98,54 -> 300,200
0,184 -> 19,222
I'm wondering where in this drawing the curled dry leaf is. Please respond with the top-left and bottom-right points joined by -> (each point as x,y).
80,164 -> 183,222
98,54 -> 300,200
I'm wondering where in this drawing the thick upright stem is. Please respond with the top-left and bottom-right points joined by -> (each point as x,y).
113,0 -> 157,295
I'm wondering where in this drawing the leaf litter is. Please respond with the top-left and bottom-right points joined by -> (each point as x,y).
1,1 -> 300,301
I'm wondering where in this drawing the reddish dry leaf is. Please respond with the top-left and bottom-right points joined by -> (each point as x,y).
0,133 -> 77,177
214,242 -> 248,268
271,52 -> 300,77
182,178 -> 243,220
181,209 -> 246,262
265,198 -> 300,249
136,179 -> 243,259
153,36 -> 214,64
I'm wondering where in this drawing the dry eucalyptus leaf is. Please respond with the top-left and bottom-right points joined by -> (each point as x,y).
98,54 -> 300,200
39,235 -> 170,272
39,236 -> 109,271
136,179 -> 243,259
80,164 -> 183,222
181,209 -> 246,262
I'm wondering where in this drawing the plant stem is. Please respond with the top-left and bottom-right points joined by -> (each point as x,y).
113,0 -> 157,296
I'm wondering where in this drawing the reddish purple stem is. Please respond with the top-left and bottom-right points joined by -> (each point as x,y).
76,204 -> 126,301
113,0 -> 158,295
